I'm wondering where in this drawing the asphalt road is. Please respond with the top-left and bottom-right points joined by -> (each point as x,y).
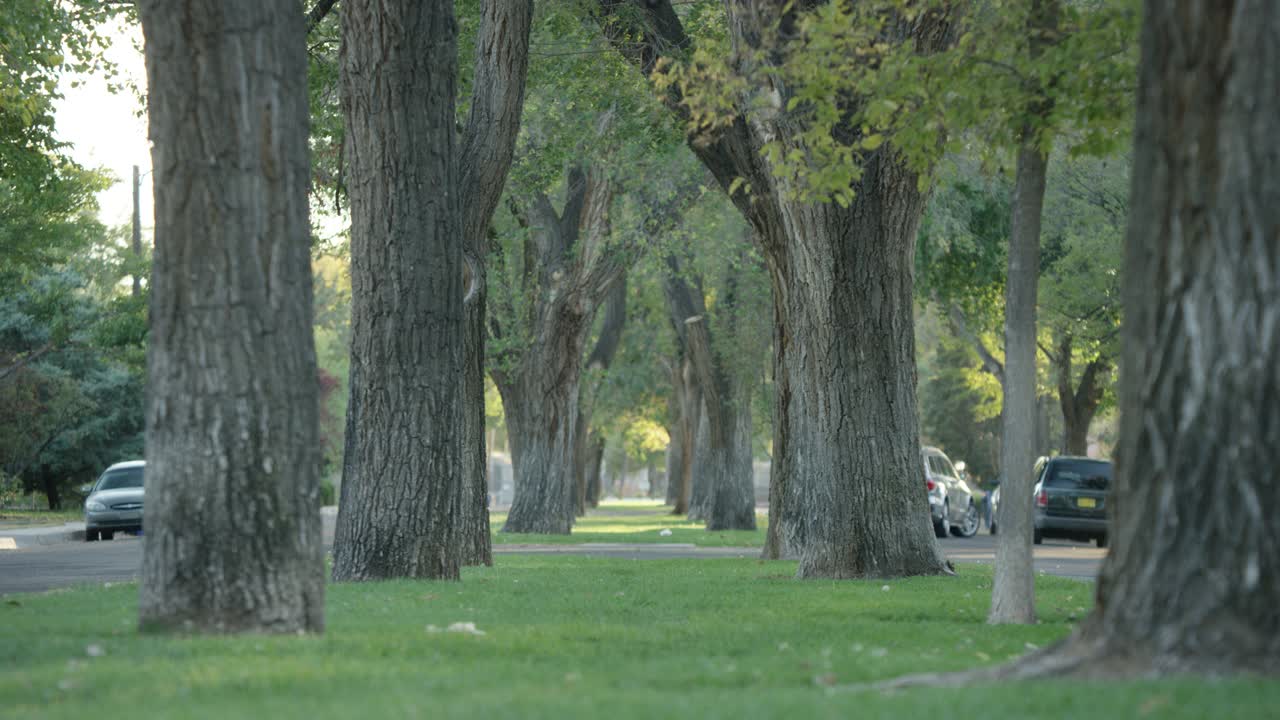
0,532 -> 1105,596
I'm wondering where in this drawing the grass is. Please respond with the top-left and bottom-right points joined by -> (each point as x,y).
2,557 -> 1275,719
0,508 -> 82,526
491,502 -> 767,547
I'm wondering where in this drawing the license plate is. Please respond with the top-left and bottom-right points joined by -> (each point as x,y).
1077,497 -> 1097,509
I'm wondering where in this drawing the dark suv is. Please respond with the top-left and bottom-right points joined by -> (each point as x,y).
1032,456 -> 1112,547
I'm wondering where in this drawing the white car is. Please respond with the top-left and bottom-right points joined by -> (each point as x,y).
922,446 -> 980,538
84,460 -> 145,541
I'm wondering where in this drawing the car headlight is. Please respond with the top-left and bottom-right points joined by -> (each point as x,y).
85,500 -> 107,512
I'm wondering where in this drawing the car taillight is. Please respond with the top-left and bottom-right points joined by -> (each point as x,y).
1036,488 -> 1048,507
926,479 -> 937,492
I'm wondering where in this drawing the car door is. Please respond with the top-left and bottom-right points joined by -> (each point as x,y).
933,453 -> 964,523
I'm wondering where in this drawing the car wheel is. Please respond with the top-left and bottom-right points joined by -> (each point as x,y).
1033,528 -> 1043,545
951,502 -> 980,538
101,530 -> 115,541
933,502 -> 950,538
1095,535 -> 1108,549
84,528 -> 98,542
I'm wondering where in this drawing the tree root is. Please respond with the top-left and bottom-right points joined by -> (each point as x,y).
833,629 -> 1278,693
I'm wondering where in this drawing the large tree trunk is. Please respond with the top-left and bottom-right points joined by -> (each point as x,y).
596,1 -> 950,578
990,0 -> 1058,625
1033,0 -> 1280,676
137,0 -> 323,632
766,154 -> 945,578
498,365 -> 582,534
762,268 -> 790,559
458,0 -> 534,567
332,0 -> 464,581
498,166 -> 619,533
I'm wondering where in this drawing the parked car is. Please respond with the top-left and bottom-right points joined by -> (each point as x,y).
922,446 -> 980,538
1033,456 -> 1111,547
84,460 -> 145,541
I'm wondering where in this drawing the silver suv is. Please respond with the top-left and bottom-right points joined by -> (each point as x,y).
84,460 -> 145,541
922,446 -> 980,538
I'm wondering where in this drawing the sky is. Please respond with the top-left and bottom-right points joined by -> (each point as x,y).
52,18 -> 152,230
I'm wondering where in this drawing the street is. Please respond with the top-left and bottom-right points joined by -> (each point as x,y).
0,532 -> 1105,595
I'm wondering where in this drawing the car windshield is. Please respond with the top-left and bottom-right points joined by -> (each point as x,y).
1045,460 -> 1111,491
96,467 -> 144,491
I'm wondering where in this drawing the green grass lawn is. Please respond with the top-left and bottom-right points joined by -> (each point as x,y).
0,508 -> 82,526
491,502 -> 767,547
2,557 -> 1274,719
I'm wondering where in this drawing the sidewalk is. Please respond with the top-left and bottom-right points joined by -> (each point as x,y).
0,521 -> 86,549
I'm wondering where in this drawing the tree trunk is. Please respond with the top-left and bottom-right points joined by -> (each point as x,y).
458,0 -> 534,567
498,368 -> 581,534
137,0 -> 323,632
762,269 -> 790,559
498,165 -> 617,534
1052,333 -> 1108,457
585,434 -> 605,507
1039,0 -> 1280,675
989,139 -> 1049,624
664,408 -> 682,507
990,0 -> 1058,625
574,276 -> 628,516
596,1 -> 951,578
670,359 -> 700,516
332,0 -> 464,581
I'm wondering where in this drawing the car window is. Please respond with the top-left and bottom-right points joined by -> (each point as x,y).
939,456 -> 958,479
1044,460 -> 1111,490
925,456 -> 942,475
96,467 -> 144,491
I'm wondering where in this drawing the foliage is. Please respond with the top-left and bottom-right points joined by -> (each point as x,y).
0,0 -> 125,278
312,253 -> 351,473
653,0 -> 1138,205
0,265 -> 146,507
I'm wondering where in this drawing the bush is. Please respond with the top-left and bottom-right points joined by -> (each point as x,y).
320,479 -> 336,507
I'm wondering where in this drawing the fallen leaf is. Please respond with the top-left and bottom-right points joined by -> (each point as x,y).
85,645 -> 104,658
814,673 -> 838,687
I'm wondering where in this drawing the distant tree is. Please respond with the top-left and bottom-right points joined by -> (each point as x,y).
594,0 -> 953,579
136,0 -> 323,632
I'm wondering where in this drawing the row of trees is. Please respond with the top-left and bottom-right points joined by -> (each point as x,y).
13,0 -> 1272,677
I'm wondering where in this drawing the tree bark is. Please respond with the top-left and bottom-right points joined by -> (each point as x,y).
990,0 -> 1058,625
498,166 -> 619,534
1049,333 -> 1108,456
584,434 -> 605,507
574,276 -> 627,516
137,0 -> 323,632
990,139 -> 1048,625
596,1 -> 951,578
663,258 -> 756,530
332,0 -> 464,581
1038,0 -> 1280,676
458,0 -> 534,567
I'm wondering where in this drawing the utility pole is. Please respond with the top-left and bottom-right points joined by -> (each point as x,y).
132,164 -> 142,297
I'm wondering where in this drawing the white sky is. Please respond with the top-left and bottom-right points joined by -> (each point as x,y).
52,18 -> 152,230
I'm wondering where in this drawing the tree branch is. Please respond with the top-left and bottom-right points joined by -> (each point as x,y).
458,0 -> 535,257
947,303 -> 1005,381
306,0 -> 338,34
